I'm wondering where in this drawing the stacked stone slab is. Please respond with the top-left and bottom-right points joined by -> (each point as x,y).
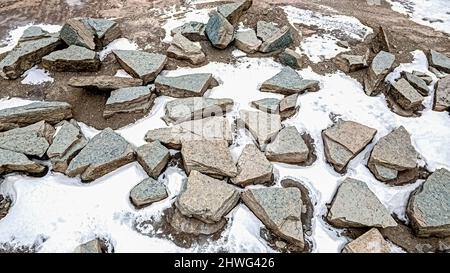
251,94 -> 299,120
42,45 -> 101,72
103,86 -> 156,118
167,33 -> 206,65
260,67 -> 320,95
68,76 -> 143,91
113,50 -> 167,84
155,73 -> 219,98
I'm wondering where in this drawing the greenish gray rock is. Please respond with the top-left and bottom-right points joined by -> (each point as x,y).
155,73 -> 218,98
19,26 -> 51,42
407,168 -> 450,237
429,50 -> 450,73
167,33 -> 206,65
145,116 -> 233,149
66,128 -> 135,182
170,208 -> 227,235
42,45 -> 101,72
104,86 -> 156,118
163,97 -> 234,124
336,53 -> 368,73
234,29 -> 261,54
0,37 -> 61,79
205,11 -> 235,49
0,195 -> 11,221
176,170 -> 240,224
260,67 -> 320,95
0,148 -> 46,175
389,78 -> 424,111
323,120 -> 377,173
130,177 -> 168,209
265,126 -> 310,164
73,239 -> 104,253
217,0 -> 252,25
239,110 -> 282,145
342,228 -> 395,253
242,187 -> 304,249
327,178 -> 397,228
278,48 -> 305,69
433,75 -> 450,112
181,139 -> 237,178
113,50 -> 167,84
171,21 -> 207,42
251,98 -> 280,114
279,93 -> 299,120
136,141 -> 170,179
68,75 -> 143,91
412,70 -> 433,85
429,66 -> 448,79
402,71 -> 429,96
80,18 -> 121,48
372,26 -> 391,54
259,26 -> 293,53
60,18 -> 96,50
256,21 -> 279,42
365,51 -> 396,96
232,144 -> 273,187
0,101 -> 72,132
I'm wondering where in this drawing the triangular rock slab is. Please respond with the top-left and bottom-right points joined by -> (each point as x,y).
113,50 -> 167,84
343,228 -> 396,253
155,73 -> 218,98
232,144 -> 273,187
251,98 -> 280,114
19,26 -> 51,42
365,51 -> 396,96
429,50 -> 450,73
259,26 -> 292,53
265,126 -> 310,164
260,67 -> 320,95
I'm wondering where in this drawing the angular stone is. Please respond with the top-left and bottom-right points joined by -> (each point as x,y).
136,141 -> 170,179
343,228 -> 394,253
265,126 -> 310,164
260,67 -> 320,95
0,101 -> 72,132
433,75 -> 450,112
163,97 -> 234,125
327,178 -> 397,228
429,66 -> 448,79
167,33 -> 206,65
402,71 -> 429,96
73,239 -> 104,253
145,116 -> 233,149
171,22 -> 207,42
176,170 -> 240,223
239,110 -> 282,145
66,128 -> 135,182
390,78 -> 424,111
323,120 -> 377,173
412,70 -> 433,85
205,11 -> 235,49
259,26 -> 293,53
278,48 -> 305,69
251,98 -> 280,114
80,18 -> 121,48
372,26 -> 391,54
242,187 -> 304,248
256,21 -> 279,42
429,50 -> 450,73
0,148 -> 46,176
365,51 -> 396,96
181,139 -> 237,178
279,93 -> 299,120
113,50 -> 167,84
336,53 -> 368,73
104,86 -> 156,118
19,26 -> 51,42
407,168 -> 450,237
60,18 -> 96,50
155,73 -> 218,98
130,177 -> 168,209
68,75 -> 143,91
42,45 -> 101,72
170,208 -> 226,235
234,29 -> 261,54
0,37 -> 61,79
0,195 -> 10,221
232,144 -> 273,187
217,0 -> 252,25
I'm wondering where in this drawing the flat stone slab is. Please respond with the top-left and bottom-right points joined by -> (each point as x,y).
73,239 -> 104,253
239,110 -> 282,145
0,37 -> 61,79
402,71 -> 429,96
130,177 -> 168,209
167,33 -> 206,65
145,116 -> 233,149
0,101 -> 72,132
217,0 -> 252,25
343,228 -> 395,253
242,187 -> 304,249
42,45 -> 101,72
181,139 -> 237,178
66,128 -> 135,182
336,53 -> 368,73
327,178 -> 397,228
265,126 -> 310,164
176,170 -> 240,224
232,144 -> 273,187
413,70 -> 433,85
0,148 -> 47,176
80,17 -> 121,48
171,21 -> 207,42
68,75 -> 143,91
19,26 -> 51,42
389,78 -> 424,111
279,93 -> 299,120
365,51 -> 396,96
323,120 -> 377,173
407,168 -> 450,237
433,75 -> 450,112
259,26 -> 292,53
170,208 -> 226,235
155,73 -> 218,98
256,21 -> 279,42
205,11 -> 235,49
136,141 -> 170,179
429,50 -> 450,74
251,98 -> 280,114
260,67 -> 320,95
104,86 -> 156,118
279,48 -> 304,69
113,50 -> 167,84
235,29 -> 261,54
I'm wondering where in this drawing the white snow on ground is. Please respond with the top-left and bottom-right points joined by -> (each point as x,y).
20,66 -> 54,85
99,38 -> 139,61
65,0 -> 85,7
387,0 -> 450,35
298,34 -> 350,63
0,24 -> 61,54
114,69 -> 133,78
0,97 -> 35,110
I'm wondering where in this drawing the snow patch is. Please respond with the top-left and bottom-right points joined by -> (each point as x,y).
20,66 -> 54,85
99,38 -> 139,61
298,34 -> 350,63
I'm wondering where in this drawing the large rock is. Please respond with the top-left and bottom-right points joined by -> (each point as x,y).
260,67 -> 320,95
103,86 -> 156,118
42,45 -> 101,72
322,120 -> 377,173
242,187 -> 304,248
259,26 -> 293,53
217,0 -> 252,25
145,116 -> 233,149
278,48 -> 305,70
181,139 -> 237,178
389,78 -> 424,111
365,51 -> 396,96
163,97 -> 234,125
167,33 -> 206,65
433,75 -> 450,112
66,128 -> 135,182
336,53 -> 368,73
136,141 -> 170,179
0,121 -> 55,158
402,71 -> 429,96
47,120 -> 88,173
0,195 -> 10,221
239,110 -> 282,145
265,126 -> 310,164
342,228 -> 395,253
232,144 -> 273,187
429,50 -> 450,73
407,168 -> 450,237
130,177 -> 168,209
205,11 -> 235,49
0,101 -> 72,132
327,178 -> 397,228
169,208 -> 226,235
73,239 -> 104,253
113,50 -> 167,84
0,37 -> 61,79
176,170 -> 240,224
234,29 -> 261,54
68,75 -> 143,91
0,148 -> 46,176
155,73 -> 218,98
368,126 -> 419,185
171,22 -> 207,42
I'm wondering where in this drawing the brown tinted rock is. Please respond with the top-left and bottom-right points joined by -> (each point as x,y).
232,144 -> 273,187
68,76 -> 143,91
343,228 -> 396,253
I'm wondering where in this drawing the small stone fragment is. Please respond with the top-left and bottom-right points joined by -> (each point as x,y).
68,76 -> 143,91
234,29 -> 261,54
336,53 -> 368,73
251,98 -> 280,114
278,48 -> 305,69
265,126 -> 310,164
389,78 -> 424,111
205,11 -> 235,49
80,17 -> 121,48
412,70 -> 433,85
42,45 -> 101,72
19,26 -> 51,42
232,144 -> 273,187
343,228 -> 396,253
113,50 -> 167,84
155,73 -> 218,98
402,71 -> 429,96
259,26 -> 292,53
171,22 -> 207,42
279,93 -> 299,120
167,33 -> 206,65
217,0 -> 253,25
104,86 -> 156,118
130,177 -> 168,209
136,141 -> 170,179
0,195 -> 11,221
260,67 -> 320,95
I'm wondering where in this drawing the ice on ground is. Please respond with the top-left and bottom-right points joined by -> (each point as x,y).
99,38 -> 139,61
21,66 -> 54,85
0,24 -> 62,54
299,34 -> 350,63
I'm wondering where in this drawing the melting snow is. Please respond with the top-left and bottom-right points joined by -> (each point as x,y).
20,66 -> 54,85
